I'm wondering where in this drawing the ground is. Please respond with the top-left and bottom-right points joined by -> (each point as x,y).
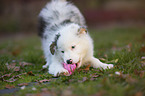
0,27 -> 145,96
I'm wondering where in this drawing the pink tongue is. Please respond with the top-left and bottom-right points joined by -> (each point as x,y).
63,63 -> 76,75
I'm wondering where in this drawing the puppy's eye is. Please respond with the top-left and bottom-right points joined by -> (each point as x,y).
72,46 -> 75,49
61,51 -> 64,53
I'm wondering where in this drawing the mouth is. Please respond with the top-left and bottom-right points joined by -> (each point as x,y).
75,63 -> 78,68
63,60 -> 81,75
75,60 -> 81,68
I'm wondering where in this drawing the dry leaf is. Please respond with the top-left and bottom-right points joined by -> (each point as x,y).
77,64 -> 91,72
99,69 -> 104,73
19,62 -> 32,67
0,73 -> 12,79
141,60 -> 145,67
99,58 -> 119,63
134,69 -> 145,78
0,73 -> 12,82
108,74 -> 113,77
78,77 -> 88,83
135,92 -> 143,96
134,69 -> 139,75
139,71 -> 145,78
18,83 -> 28,86
107,59 -> 119,63
14,66 -> 20,72
90,77 -> 95,81
84,64 -> 91,71
118,73 -> 137,83
5,85 -> 15,89
68,79 -> 75,82
1,73 -> 26,83
39,79 -> 50,83
82,77 -> 87,81
12,48 -> 21,56
99,58 -> 106,61
126,76 -> 137,84
5,78 -> 18,82
27,71 -> 35,76
90,73 -> 100,78
112,45 -> 122,51
114,59 -> 119,63
140,47 -> 145,52
120,74 -> 129,79
126,43 -> 132,52
6,63 -> 20,72
41,88 -> 48,92
6,63 -> 16,70
90,77 -> 98,81
104,54 -> 108,58
6,62 -> 32,72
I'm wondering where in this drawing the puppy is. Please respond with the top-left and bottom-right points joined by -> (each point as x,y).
38,0 -> 113,76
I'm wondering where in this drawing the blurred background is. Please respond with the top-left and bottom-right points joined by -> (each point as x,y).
0,0 -> 145,37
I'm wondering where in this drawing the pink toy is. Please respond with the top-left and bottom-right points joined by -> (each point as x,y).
63,63 -> 76,75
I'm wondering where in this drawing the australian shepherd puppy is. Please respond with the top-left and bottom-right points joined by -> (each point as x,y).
38,0 -> 113,76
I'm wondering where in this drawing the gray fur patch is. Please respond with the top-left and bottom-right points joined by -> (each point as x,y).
50,33 -> 61,55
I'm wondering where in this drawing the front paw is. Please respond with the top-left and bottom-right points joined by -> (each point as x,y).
49,67 -> 69,77
42,65 -> 48,68
102,64 -> 114,69
107,64 -> 114,69
42,63 -> 49,68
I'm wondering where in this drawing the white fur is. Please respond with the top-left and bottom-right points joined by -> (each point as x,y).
39,0 -> 113,76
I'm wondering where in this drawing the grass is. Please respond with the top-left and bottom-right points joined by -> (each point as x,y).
0,27 -> 145,96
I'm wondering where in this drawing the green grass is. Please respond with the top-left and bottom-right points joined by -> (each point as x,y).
0,27 -> 145,96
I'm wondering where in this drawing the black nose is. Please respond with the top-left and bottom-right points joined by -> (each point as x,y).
66,59 -> 72,64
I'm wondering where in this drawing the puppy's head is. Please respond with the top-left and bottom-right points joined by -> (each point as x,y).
50,24 -> 91,68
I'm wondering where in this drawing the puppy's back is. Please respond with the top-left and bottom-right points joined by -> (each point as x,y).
38,0 -> 86,38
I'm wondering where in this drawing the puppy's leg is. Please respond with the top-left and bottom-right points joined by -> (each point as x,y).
42,62 -> 49,68
48,57 -> 69,76
49,63 -> 69,76
89,57 -> 113,69
42,54 -> 51,68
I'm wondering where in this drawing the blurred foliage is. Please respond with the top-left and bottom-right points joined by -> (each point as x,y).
0,18 -> 20,33
0,0 -> 145,33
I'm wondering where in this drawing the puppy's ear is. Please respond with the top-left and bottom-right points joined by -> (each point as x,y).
50,33 -> 61,55
78,27 -> 87,35
50,42 -> 56,55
